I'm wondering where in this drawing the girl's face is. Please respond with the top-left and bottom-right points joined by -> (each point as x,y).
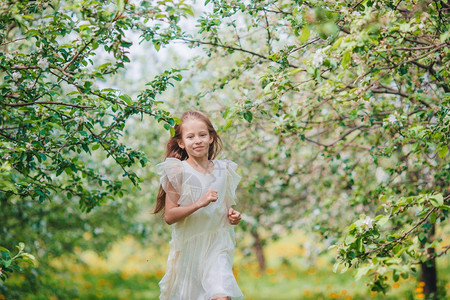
178,118 -> 213,159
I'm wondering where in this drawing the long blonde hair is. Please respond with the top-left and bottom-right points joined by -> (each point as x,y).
154,111 -> 223,214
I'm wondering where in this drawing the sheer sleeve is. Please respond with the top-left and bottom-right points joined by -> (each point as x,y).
156,158 -> 183,196
224,160 -> 241,207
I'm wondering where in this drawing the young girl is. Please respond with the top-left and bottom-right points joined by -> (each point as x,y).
154,111 -> 244,300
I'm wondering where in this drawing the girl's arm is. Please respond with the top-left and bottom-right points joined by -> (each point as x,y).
164,182 -> 218,225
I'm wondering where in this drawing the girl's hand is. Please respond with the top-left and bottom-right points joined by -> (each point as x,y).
196,189 -> 218,208
228,208 -> 241,225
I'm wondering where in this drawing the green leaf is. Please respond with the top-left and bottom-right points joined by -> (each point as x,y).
154,41 -> 161,51
0,247 -> 10,253
375,215 -> 389,227
181,7 -> 194,16
272,102 -> 279,114
300,25 -> 310,43
243,111 -> 253,123
430,212 -> 436,223
333,261 -> 340,273
440,31 -> 450,43
163,123 -> 171,131
223,119 -> 233,130
418,232 -> 426,243
120,94 -> 133,105
288,68 -> 303,76
341,51 -> 351,69
263,82 -> 274,94
438,145 -> 448,158
355,265 -> 370,280
172,117 -> 182,124
344,234 -> 356,245
3,260 -> 11,267
22,253 -> 35,260
117,0 -> 125,12
430,194 -> 443,207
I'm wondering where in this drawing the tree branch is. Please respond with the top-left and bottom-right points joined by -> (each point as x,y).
436,245 -> 450,257
3,101 -> 93,109
400,44 -> 448,65
263,9 -> 272,54
179,38 -> 300,68
396,42 -> 448,51
303,125 -> 373,148
9,65 -> 39,70
360,207 -> 439,258
0,37 -> 27,46
63,40 -> 94,71
289,38 -> 321,54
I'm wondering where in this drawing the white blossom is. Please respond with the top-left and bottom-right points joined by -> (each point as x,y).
388,114 -> 397,124
9,82 -> 18,92
94,228 -> 104,234
37,58 -> 49,69
272,224 -> 284,234
376,167 -> 389,183
75,116 -> 87,124
12,72 -> 22,80
312,49 -> 324,68
421,72 -> 431,84
362,216 -> 374,229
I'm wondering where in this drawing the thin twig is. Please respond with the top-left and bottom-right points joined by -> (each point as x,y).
179,38 -> 300,68
303,125 -> 373,148
436,245 -> 450,257
3,101 -> 93,109
63,40 -> 93,71
360,207 -> 438,257
9,65 -> 39,70
396,42 -> 448,51
0,37 -> 27,46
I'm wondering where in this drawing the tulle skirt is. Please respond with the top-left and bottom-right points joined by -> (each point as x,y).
159,228 -> 244,300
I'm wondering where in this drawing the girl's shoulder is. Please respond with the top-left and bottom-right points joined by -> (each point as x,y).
155,157 -> 184,175
215,159 -> 238,171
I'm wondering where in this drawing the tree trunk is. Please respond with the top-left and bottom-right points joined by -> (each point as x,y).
251,231 -> 266,272
420,223 -> 438,299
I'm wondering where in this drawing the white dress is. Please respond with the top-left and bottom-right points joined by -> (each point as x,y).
156,158 -> 244,300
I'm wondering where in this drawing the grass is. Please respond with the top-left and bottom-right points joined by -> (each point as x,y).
6,262 -> 448,300
2,232 -> 449,299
